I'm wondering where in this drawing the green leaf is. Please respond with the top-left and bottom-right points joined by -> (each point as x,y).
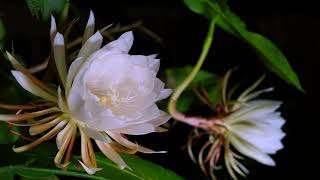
0,144 -> 183,180
183,0 -> 303,91
166,66 -> 220,112
25,0 -> 67,21
20,175 -> 60,180
0,121 -> 21,144
166,66 -> 216,89
0,166 -> 14,180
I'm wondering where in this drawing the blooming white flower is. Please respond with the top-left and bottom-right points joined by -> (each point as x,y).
68,31 -> 172,137
0,11 -> 171,175
223,100 -> 285,178
186,72 -> 286,180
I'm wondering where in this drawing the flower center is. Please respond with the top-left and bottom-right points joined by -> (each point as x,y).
98,96 -> 112,107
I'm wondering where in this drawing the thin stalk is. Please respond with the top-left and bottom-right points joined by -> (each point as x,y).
168,19 -> 216,129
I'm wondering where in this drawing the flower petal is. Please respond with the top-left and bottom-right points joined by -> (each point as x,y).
82,10 -> 95,45
11,70 -> 57,102
56,121 -> 75,149
7,51 -> 57,97
53,32 -> 67,87
13,120 -> 67,153
58,86 -> 68,112
50,15 -> 57,44
66,57 -> 84,97
107,132 -> 165,153
78,160 -> 102,175
148,57 -> 160,73
29,115 -> 64,136
230,122 -> 285,154
95,140 -> 128,169
225,100 -> 282,125
228,132 -> 276,166
158,89 -> 172,101
54,124 -> 76,168
102,31 -> 133,53
78,31 -> 103,59
0,107 -> 59,121
112,123 -> 156,135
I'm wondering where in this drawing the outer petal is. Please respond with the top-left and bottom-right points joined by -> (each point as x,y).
230,122 -> 285,154
112,123 -> 156,135
82,10 -> 95,45
11,70 -> 57,102
228,132 -> 276,166
66,57 -> 84,97
225,100 -> 282,124
50,15 -> 57,44
107,132 -> 166,153
53,32 -> 67,87
95,140 -> 128,169
102,31 -> 133,53
158,89 -> 172,101
78,31 -> 103,59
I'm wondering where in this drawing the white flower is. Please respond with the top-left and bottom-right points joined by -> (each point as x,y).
185,72 -> 286,180
0,11 -> 171,175
68,31 -> 172,137
224,100 -> 285,165
221,75 -> 286,179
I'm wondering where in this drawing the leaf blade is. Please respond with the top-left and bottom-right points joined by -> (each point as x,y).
183,0 -> 303,91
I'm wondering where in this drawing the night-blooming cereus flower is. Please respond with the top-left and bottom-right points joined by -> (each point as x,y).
188,72 -> 285,180
222,100 -> 285,179
0,11 -> 171,174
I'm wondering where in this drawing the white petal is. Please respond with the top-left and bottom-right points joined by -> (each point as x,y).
158,89 -> 172,101
56,121 -> 75,149
11,70 -> 57,102
130,55 -> 148,67
78,31 -> 103,59
229,132 -> 276,166
112,123 -> 155,135
225,100 -> 282,124
66,57 -> 84,97
29,115 -> 63,136
95,140 -> 128,169
107,132 -> 165,153
81,126 -> 109,142
148,111 -> 171,126
50,15 -> 57,44
148,58 -> 160,73
230,122 -> 285,154
148,54 -> 158,59
82,10 -> 95,45
58,86 -> 68,112
102,31 -> 133,53
78,160 -> 102,175
53,32 -> 67,87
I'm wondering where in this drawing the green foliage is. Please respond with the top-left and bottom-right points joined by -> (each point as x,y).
166,66 -> 220,112
25,0 -> 68,21
0,122 -> 21,144
0,143 -> 183,180
166,66 -> 216,90
183,0 -> 303,91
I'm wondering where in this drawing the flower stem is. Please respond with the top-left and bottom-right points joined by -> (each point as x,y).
168,19 -> 215,129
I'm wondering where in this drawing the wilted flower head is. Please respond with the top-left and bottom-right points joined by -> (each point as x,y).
188,71 -> 285,180
0,11 -> 171,174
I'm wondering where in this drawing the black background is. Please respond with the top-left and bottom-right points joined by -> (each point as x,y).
0,0 -> 319,179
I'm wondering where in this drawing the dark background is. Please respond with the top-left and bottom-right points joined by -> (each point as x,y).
0,0 -> 319,179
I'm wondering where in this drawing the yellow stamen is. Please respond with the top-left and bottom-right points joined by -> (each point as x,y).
98,96 -> 112,107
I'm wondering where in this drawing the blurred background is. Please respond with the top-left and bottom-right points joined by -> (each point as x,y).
0,0 -> 318,179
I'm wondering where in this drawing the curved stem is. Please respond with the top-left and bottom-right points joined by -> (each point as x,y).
168,19 -> 216,129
